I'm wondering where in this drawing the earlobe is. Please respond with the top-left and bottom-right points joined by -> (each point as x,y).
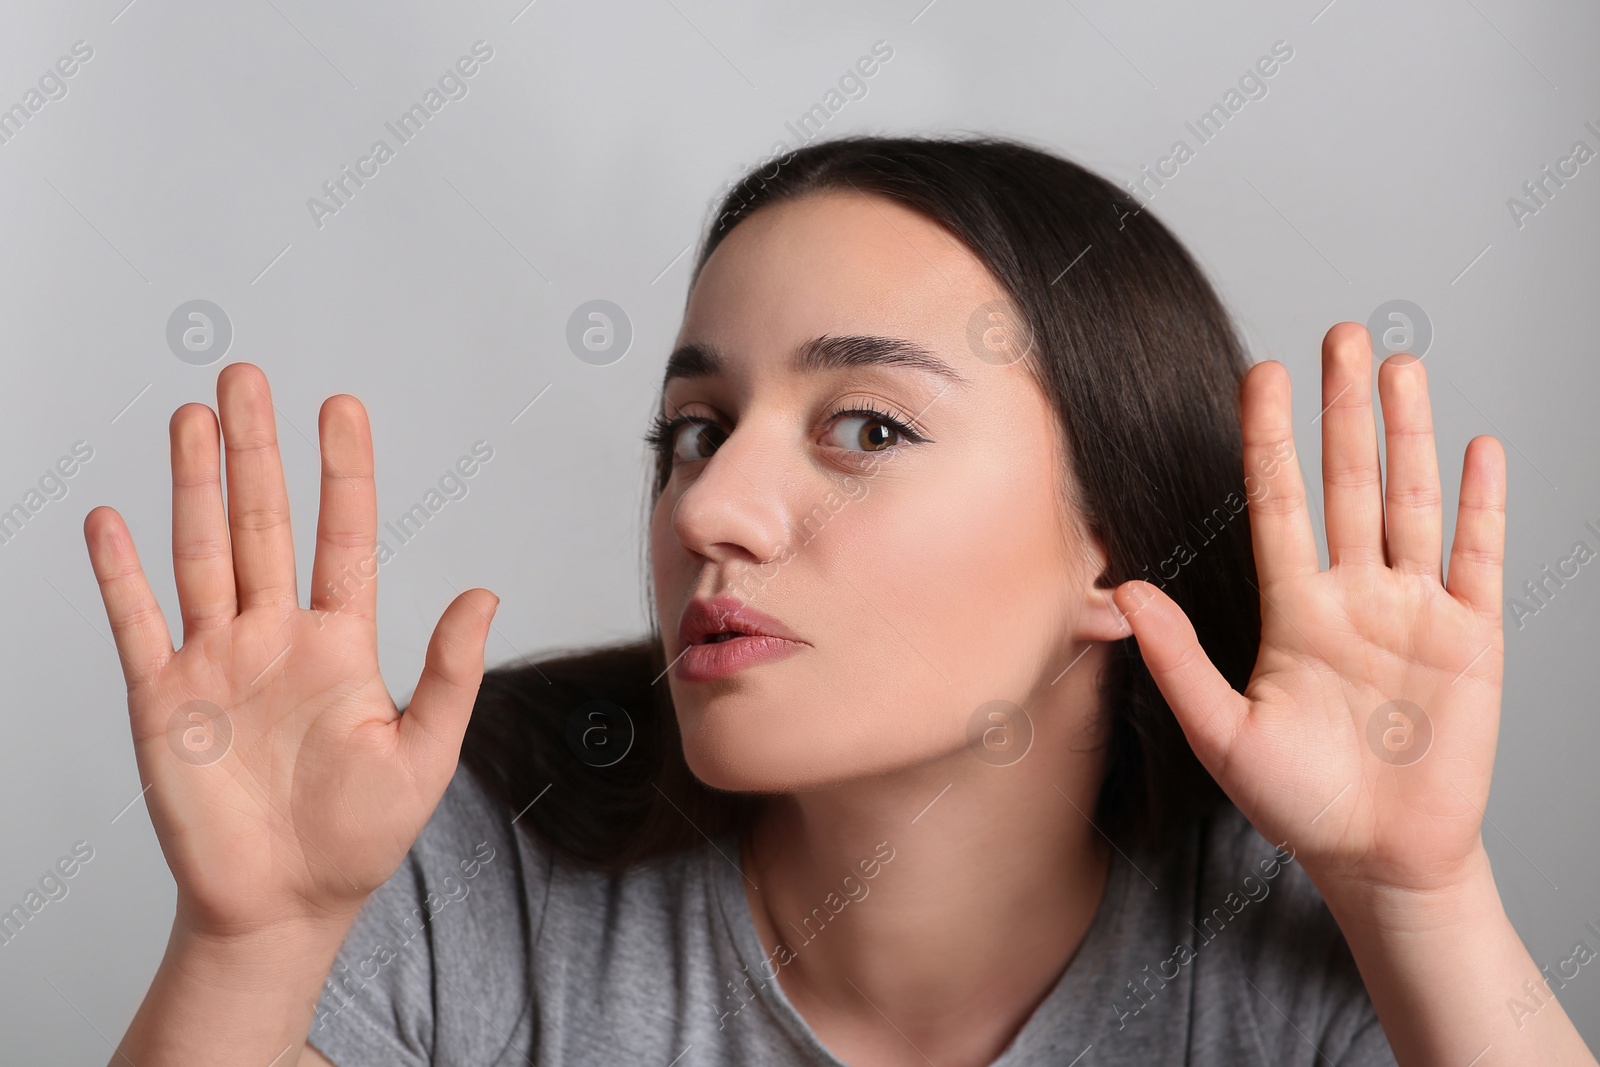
1073,538 -> 1133,642
1079,582 -> 1135,643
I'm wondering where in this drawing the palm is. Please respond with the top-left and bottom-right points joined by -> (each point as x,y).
1223,553 -> 1501,888
126,608 -> 406,928
1116,322 -> 1506,895
85,363 -> 497,935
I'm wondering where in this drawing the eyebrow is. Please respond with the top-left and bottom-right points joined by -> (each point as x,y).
661,334 -> 974,392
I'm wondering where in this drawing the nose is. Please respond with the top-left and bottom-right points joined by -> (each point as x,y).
668,416 -> 792,569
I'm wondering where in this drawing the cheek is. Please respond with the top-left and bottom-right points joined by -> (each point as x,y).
649,498 -> 669,588
654,399 -> 1082,794
840,444 -> 1073,692
680,444 -> 1075,793
649,492 -> 687,616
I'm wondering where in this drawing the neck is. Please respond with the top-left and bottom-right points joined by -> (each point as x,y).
737,650 -> 1115,1066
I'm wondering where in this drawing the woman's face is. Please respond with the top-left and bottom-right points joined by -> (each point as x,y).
650,190 -> 1131,793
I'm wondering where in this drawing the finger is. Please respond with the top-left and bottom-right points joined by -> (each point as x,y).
1446,435 -> 1506,619
171,403 -> 237,642
1320,322 -> 1385,567
218,363 -> 299,611
1242,360 -> 1320,585
83,506 -> 173,694
398,589 -> 500,790
1376,352 -> 1443,581
309,395 -> 378,623
1113,580 -> 1247,771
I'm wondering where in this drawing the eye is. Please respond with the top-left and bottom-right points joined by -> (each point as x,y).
822,406 -> 925,453
645,403 -> 928,467
645,414 -> 726,464
667,420 -> 726,463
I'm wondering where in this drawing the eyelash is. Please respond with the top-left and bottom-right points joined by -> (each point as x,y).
643,403 -> 928,463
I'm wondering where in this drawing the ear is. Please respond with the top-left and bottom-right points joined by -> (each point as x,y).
1072,533 -> 1136,644
1078,576 -> 1136,643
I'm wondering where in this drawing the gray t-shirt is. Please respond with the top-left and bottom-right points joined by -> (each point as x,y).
307,762 -> 1397,1066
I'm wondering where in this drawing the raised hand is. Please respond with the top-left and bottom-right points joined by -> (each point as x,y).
84,362 -> 499,939
1112,321 -> 1505,898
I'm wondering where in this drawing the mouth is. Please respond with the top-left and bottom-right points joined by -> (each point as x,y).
675,630 -> 805,681
675,595 -> 806,681
677,595 -> 803,647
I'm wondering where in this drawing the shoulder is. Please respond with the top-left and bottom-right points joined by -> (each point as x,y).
371,757 -> 535,946
309,760 -> 735,1066
1191,803 -> 1346,984
1185,803 -> 1397,1066
306,762 -> 545,1065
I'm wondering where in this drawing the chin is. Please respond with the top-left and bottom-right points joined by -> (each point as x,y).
676,716 -> 816,794
673,702 -> 933,796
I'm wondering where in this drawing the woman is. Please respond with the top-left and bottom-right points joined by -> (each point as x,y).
87,136 -> 1596,1065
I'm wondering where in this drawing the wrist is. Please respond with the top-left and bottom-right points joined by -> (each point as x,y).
173,890 -> 366,947
115,899 -> 365,1064
1314,844 -> 1506,939
168,903 -> 362,985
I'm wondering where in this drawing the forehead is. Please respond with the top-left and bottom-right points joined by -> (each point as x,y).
674,191 -> 1008,378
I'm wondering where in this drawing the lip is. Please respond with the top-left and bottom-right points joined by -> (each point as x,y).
675,596 -> 806,682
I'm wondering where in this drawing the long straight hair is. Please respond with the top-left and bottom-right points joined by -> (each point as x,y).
457,134 -> 1260,873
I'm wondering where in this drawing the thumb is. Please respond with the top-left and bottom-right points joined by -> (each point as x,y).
1113,580 -> 1247,772
399,588 -> 499,789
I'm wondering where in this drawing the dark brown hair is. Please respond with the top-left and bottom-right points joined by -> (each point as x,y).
457,134 -> 1260,873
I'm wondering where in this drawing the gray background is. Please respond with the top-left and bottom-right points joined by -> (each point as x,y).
2,0 -> 1597,1060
